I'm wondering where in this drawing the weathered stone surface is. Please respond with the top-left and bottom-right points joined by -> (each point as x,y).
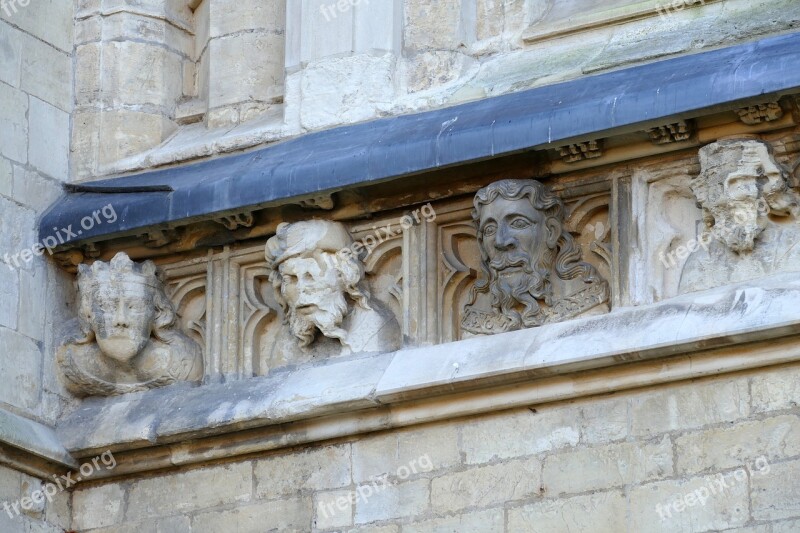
192,497 -> 312,533
0,328 -> 41,411
675,415 -> 800,475
0,21 -> 22,88
404,508 -> 504,533
543,437 -> 673,495
508,491 -> 626,531
630,379 -> 750,438
126,462 -> 252,518
431,457 -> 542,513
315,489 -> 354,530
58,253 -> 203,397
353,479 -> 429,524
630,473 -> 749,531
27,99 -> 70,181
751,365 -> 800,413
73,483 -> 125,531
403,0 -> 465,53
254,444 -> 350,499
19,34 -> 71,112
0,82 -> 28,163
751,458 -> 800,521
352,424 -> 459,483
0,408 -> 76,468
460,408 -> 579,464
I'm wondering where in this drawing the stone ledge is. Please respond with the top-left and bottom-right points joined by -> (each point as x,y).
57,273 -> 800,465
0,409 -> 78,478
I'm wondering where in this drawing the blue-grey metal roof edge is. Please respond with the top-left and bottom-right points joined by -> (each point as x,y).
41,31 -> 800,243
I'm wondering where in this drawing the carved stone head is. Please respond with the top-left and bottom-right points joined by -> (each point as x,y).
465,179 -> 603,332
693,140 -> 798,253
77,253 -> 173,363
266,220 -> 371,347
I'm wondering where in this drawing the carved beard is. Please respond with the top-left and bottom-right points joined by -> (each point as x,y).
288,291 -> 350,348
488,250 -> 555,329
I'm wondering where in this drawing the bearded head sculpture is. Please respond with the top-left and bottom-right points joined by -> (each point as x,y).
693,140 -> 798,253
462,179 -> 608,335
266,220 -> 372,348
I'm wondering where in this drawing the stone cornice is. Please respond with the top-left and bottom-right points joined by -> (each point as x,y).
57,273 -> 800,479
0,410 -> 78,478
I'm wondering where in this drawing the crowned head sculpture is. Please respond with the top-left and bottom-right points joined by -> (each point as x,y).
58,252 -> 203,397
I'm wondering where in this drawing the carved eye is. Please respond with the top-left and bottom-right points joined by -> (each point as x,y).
510,217 -> 533,229
482,224 -> 497,237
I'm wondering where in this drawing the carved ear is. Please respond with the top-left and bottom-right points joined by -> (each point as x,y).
545,218 -> 560,249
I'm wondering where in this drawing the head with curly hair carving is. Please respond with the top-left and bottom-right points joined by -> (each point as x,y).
76,252 -> 177,363
266,220 -> 371,347
471,179 -> 599,328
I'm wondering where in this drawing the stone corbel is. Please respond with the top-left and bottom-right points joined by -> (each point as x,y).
646,121 -> 694,144
214,212 -> 255,230
298,194 -> 335,210
559,140 -> 603,163
736,102 -> 783,125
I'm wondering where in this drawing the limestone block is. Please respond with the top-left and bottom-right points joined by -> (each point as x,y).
210,0 -> 284,37
17,260 -> 47,341
404,508 -> 504,533
75,16 -> 102,44
103,42 -> 183,109
12,166 -> 63,211
751,365 -> 800,413
299,54 -> 395,131
404,0 -> 467,53
75,44 -> 101,107
752,458 -> 800,521
101,0 -> 194,31
76,516 -> 191,533
773,520 -> 800,533
0,22 -> 22,87
254,444 -> 351,499
543,437 -> 673,495
353,0 -> 401,53
0,82 -> 28,163
72,484 -> 125,531
460,408 -> 579,464
20,34 -> 71,112
353,479 -> 429,524
315,489 -> 354,529
0,0 -> 73,52
192,498 -> 313,533
579,396 -> 629,444
0,157 -> 11,197
0,327 -> 42,411
27,99 -> 70,181
97,110 -> 176,166
0,268 -> 18,329
287,0 -> 353,68
126,462 -> 252,518
675,415 -> 800,475
475,0 -> 525,43
208,33 -> 285,110
508,491 -> 626,532
631,472 -> 749,531
403,51 -> 475,93
630,379 -> 750,438
0,195 -> 36,265
430,457 -> 542,514
352,424 -> 459,483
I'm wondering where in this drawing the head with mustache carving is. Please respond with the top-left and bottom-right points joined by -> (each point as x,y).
468,179 -> 599,329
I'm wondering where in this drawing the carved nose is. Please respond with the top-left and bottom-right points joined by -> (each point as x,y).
494,225 -> 516,251
113,305 -> 129,328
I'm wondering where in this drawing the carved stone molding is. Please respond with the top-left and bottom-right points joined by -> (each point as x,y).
214,212 -> 255,230
646,121 -> 694,144
559,140 -> 603,163
736,102 -> 783,125
298,194 -> 335,210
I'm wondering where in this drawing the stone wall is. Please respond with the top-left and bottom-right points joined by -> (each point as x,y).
0,0 -> 77,531
71,362 -> 800,532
